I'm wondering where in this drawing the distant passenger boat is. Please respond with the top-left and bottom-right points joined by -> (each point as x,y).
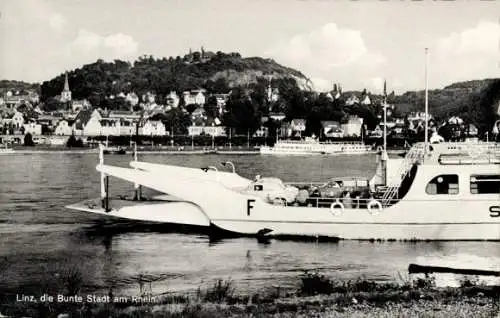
0,144 -> 14,155
259,137 -> 373,155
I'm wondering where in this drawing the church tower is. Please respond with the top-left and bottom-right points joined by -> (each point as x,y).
61,72 -> 72,102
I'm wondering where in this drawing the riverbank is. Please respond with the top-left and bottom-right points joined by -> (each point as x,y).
3,146 -> 406,156
2,274 -> 498,317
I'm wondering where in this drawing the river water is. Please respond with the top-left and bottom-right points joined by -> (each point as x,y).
0,152 -> 499,298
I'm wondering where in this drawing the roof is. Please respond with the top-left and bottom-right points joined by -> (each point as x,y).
73,109 -> 92,130
321,121 -> 340,128
290,119 -> 306,125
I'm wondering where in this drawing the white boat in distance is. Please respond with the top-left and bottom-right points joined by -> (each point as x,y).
0,144 -> 14,155
260,137 -> 373,155
66,141 -> 500,241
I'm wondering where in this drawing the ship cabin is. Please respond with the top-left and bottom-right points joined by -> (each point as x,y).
243,142 -> 500,210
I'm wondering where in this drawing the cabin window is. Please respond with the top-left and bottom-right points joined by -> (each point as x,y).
254,184 -> 263,191
425,174 -> 459,195
470,175 -> 500,194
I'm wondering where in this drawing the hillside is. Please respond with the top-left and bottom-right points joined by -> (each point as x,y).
0,80 -> 39,95
389,78 -> 500,133
40,51 -> 310,104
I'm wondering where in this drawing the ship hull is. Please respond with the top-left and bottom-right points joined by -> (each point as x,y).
67,196 -> 500,241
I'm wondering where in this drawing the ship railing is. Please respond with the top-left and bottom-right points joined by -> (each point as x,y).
438,155 -> 500,165
380,144 -> 424,205
285,179 -> 370,189
276,196 -> 398,209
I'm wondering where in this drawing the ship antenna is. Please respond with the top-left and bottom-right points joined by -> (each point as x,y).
381,79 -> 388,186
99,143 -> 107,209
133,141 -> 142,201
424,48 -> 429,159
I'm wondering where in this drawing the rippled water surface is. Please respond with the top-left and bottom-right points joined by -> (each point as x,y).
0,152 -> 499,296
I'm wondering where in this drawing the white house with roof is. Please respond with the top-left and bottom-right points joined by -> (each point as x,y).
253,126 -> 269,137
266,86 -> 279,102
191,106 -> 206,121
188,118 -> 226,136
81,110 -> 103,136
71,99 -> 90,112
370,125 -> 383,137
12,111 -> 24,128
288,119 -> 306,137
139,120 -> 167,136
22,122 -> 42,135
183,89 -> 206,106
341,116 -> 364,137
360,95 -> 371,105
54,120 -> 73,135
345,95 -> 360,106
166,91 -> 180,108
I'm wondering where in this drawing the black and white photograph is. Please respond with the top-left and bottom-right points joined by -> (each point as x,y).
0,0 -> 499,316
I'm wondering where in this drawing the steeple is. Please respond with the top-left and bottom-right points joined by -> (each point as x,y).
63,72 -> 70,92
61,71 -> 72,102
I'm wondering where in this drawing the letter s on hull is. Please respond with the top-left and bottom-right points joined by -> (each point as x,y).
490,206 -> 500,218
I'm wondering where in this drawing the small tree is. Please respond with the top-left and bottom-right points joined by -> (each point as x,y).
24,133 -> 35,146
66,135 -> 77,147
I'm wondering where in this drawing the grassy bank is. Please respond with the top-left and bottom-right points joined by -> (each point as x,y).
1,272 -> 498,317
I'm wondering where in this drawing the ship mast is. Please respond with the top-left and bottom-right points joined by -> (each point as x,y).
424,48 -> 429,157
381,79 -> 388,186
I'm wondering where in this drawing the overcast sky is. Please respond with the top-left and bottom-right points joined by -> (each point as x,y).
1,0 -> 499,92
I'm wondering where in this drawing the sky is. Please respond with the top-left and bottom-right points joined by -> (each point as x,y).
0,0 -> 499,93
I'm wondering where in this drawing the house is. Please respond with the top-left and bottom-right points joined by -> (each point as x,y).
266,86 -> 279,103
253,126 -> 269,137
467,124 -> 478,136
54,120 -> 74,135
188,122 -> 226,136
108,111 -> 141,122
321,121 -> 343,138
408,112 -> 432,122
71,99 -> 90,112
118,118 -> 136,136
78,109 -> 101,136
98,118 -> 120,136
37,114 -> 60,128
213,93 -> 230,114
183,89 -> 206,106
12,111 -> 24,128
166,91 -> 180,108
126,92 -> 139,106
370,125 -> 383,137
142,92 -> 156,104
360,95 -> 371,105
81,110 -> 139,136
191,107 -> 206,121
269,112 -> 286,122
139,120 -> 167,136
288,119 -> 306,137
340,116 -> 364,137
2,90 -> 38,109
345,95 -> 360,106
22,122 -> 42,135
